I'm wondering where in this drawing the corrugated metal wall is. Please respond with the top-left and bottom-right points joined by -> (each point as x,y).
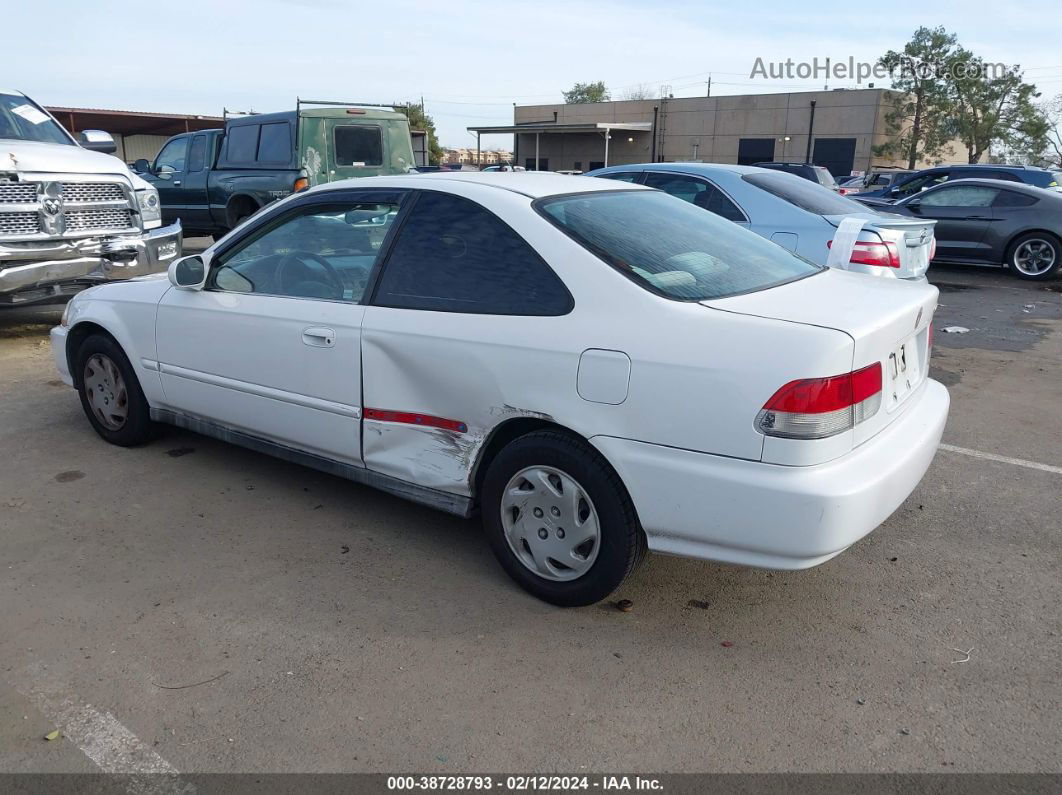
114,134 -> 171,164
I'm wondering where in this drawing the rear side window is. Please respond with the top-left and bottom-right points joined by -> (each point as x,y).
257,122 -> 291,163
743,172 -> 868,215
594,171 -> 640,183
225,124 -> 259,163
335,126 -> 383,167
187,135 -> 206,172
374,191 -> 572,315
538,190 -> 822,301
643,172 -> 747,222
993,190 -> 1038,207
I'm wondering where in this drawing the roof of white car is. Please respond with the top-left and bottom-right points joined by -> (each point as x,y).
312,171 -> 647,199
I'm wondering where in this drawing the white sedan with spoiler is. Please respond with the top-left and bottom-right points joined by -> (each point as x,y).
51,172 -> 949,606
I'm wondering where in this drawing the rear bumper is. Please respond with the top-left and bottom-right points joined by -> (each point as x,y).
0,222 -> 181,304
592,379 -> 950,569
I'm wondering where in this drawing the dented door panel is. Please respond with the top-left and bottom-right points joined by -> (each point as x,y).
360,308 -> 585,494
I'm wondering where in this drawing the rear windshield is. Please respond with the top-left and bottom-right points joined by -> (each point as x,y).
814,167 -> 838,188
744,171 -> 871,215
335,126 -> 383,167
536,190 -> 823,301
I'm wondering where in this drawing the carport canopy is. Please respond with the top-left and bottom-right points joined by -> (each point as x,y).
467,122 -> 652,170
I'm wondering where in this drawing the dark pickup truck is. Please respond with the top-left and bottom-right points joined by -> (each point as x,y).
134,103 -> 417,236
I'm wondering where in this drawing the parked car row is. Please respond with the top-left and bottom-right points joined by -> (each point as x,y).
133,104 -> 418,237
587,161 -> 1061,281
587,163 -> 936,280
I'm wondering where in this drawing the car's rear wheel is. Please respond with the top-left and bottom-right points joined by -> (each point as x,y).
1007,232 -> 1061,280
75,334 -> 156,446
481,430 -> 644,606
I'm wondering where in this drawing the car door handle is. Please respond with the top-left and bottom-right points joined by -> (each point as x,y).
302,327 -> 336,348
173,180 -> 182,186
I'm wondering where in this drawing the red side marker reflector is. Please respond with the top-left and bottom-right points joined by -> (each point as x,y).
364,408 -> 467,434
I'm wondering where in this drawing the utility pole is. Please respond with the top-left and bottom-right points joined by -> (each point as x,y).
706,74 -> 711,97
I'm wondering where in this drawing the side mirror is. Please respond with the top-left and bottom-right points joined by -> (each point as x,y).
157,165 -> 176,180
887,186 -> 900,197
168,254 -> 208,290
79,130 -> 117,154
906,197 -> 922,211
133,158 -> 151,174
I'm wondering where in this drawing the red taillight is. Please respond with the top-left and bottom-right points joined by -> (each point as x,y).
929,236 -> 937,261
756,363 -> 883,439
827,240 -> 901,268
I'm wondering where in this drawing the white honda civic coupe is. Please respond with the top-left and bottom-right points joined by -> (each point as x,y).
52,173 -> 949,606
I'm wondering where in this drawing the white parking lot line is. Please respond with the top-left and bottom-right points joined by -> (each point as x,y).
18,676 -> 192,793
939,443 -> 1062,475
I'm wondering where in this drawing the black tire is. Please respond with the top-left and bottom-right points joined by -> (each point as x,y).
74,334 -> 156,446
1006,232 -> 1061,281
481,430 -> 645,606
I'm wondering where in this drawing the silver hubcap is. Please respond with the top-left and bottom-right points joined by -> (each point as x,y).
83,354 -> 128,431
500,466 -> 600,581
1014,239 -> 1056,276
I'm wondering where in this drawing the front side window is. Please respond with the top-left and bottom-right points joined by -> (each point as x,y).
0,94 -> 71,145
742,172 -> 868,215
155,138 -> 188,173
538,190 -> 822,301
225,124 -> 259,163
212,200 -> 401,302
374,191 -> 572,315
895,172 -> 948,196
334,126 -> 383,167
919,185 -> 999,207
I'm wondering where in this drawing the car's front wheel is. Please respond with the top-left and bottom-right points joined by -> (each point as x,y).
481,431 -> 644,606
75,334 -> 156,446
1007,232 -> 1061,281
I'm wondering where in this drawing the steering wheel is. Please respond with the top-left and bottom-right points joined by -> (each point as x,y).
275,251 -> 345,299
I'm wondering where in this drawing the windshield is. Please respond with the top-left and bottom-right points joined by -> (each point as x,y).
536,190 -> 823,301
0,94 -> 72,145
743,171 -> 873,215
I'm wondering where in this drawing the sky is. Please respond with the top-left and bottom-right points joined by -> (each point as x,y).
7,0 -> 1062,148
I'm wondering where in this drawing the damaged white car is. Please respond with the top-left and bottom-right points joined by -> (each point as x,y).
51,173 -> 949,605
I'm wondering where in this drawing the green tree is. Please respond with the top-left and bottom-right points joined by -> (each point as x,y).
562,81 -> 610,104
946,53 -> 1049,164
874,26 -> 960,169
1040,95 -> 1062,166
395,101 -> 444,165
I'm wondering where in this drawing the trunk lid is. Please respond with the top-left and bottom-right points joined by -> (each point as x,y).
824,212 -> 936,280
706,269 -> 938,448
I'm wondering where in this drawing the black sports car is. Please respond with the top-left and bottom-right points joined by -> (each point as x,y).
859,178 -> 1062,281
